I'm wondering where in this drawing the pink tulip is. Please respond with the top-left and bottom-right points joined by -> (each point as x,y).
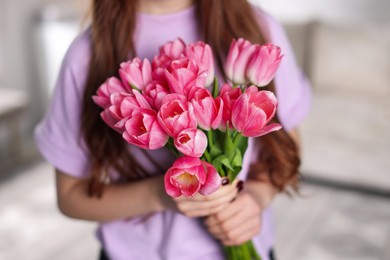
185,42 -> 215,86
165,59 -> 206,95
157,99 -> 197,138
143,81 -> 170,110
93,77 -> 129,109
119,58 -> 152,90
101,90 -> 152,132
164,157 -> 221,197
189,87 -> 223,131
152,54 -> 172,71
247,43 -> 283,87
123,108 -> 169,150
219,84 -> 242,130
231,86 -> 282,137
174,128 -> 207,157
100,109 -> 124,133
161,93 -> 187,105
159,38 -> 186,60
100,93 -> 131,132
225,38 -> 257,85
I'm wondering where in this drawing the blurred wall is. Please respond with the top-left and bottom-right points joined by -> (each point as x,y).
252,0 -> 390,190
0,0 -> 88,167
0,0 -> 87,120
253,0 -> 390,23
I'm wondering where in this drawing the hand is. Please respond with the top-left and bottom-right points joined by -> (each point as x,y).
204,191 -> 262,246
171,179 -> 239,217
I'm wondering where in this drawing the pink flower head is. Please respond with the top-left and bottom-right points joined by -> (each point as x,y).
164,157 -> 221,197
165,59 -> 206,95
143,81 -> 170,110
123,108 -> 169,150
101,90 -> 151,132
93,77 -> 129,109
231,86 -> 282,137
119,58 -> 152,90
185,42 -> 215,86
174,128 -> 207,157
159,38 -> 186,60
189,87 -> 223,131
152,54 -> 172,71
219,84 -> 242,131
100,93 -> 131,132
225,38 -> 257,85
157,99 -> 197,138
100,109 -> 124,133
161,93 -> 187,105
247,43 -> 283,87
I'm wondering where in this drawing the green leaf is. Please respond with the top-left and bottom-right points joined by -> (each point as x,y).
231,148 -> 243,168
209,144 -> 222,159
224,130 -> 235,159
203,149 -> 211,162
212,155 -> 234,171
211,160 -> 221,173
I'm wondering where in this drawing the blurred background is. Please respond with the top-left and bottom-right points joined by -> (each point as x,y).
0,0 -> 389,259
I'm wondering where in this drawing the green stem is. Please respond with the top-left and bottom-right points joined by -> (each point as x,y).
207,130 -> 214,148
166,138 -> 179,157
203,149 -> 211,162
224,241 -> 262,260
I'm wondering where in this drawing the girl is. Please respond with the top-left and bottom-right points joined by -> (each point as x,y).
35,0 -> 311,259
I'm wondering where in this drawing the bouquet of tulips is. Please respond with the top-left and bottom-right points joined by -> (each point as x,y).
93,38 -> 283,260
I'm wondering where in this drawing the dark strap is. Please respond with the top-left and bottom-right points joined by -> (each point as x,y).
99,249 -> 110,260
269,248 -> 277,260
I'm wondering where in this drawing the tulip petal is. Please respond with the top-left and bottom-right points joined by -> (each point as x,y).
240,109 -> 267,137
198,162 -> 221,195
256,123 -> 283,137
164,172 -> 182,197
231,94 -> 249,132
171,172 -> 201,197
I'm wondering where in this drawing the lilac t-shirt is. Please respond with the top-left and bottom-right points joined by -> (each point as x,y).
35,6 -> 311,260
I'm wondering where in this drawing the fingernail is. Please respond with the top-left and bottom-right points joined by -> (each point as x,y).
237,180 -> 244,192
221,178 -> 230,186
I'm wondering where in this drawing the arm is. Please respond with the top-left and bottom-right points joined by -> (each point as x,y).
56,169 -> 238,222
56,170 -> 172,222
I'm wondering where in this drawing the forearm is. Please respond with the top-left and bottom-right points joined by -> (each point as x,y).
57,172 -> 167,222
244,178 -> 278,210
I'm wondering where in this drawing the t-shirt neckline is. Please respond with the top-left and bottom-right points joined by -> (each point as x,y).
137,5 -> 196,21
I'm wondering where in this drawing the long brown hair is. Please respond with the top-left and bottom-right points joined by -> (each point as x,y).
82,0 -> 300,197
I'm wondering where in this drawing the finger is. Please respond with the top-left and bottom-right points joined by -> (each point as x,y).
223,216 -> 261,245
185,201 -> 231,217
204,197 -> 242,227
206,202 -> 255,240
179,191 -> 238,217
206,220 -> 228,240
177,188 -> 238,213
216,202 -> 258,232
174,179 -> 239,202
222,221 -> 261,246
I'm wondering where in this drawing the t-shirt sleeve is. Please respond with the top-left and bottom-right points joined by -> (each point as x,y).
257,10 -> 312,131
34,31 -> 92,178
